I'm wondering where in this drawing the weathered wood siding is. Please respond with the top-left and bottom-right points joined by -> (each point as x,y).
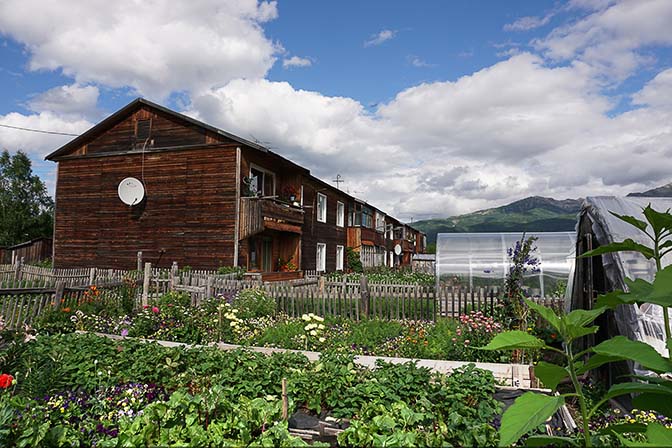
0,238 -> 52,264
54,146 -> 238,269
300,180 -> 348,272
85,107 -> 207,155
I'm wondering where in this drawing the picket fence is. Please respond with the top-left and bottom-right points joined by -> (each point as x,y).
0,263 -> 564,329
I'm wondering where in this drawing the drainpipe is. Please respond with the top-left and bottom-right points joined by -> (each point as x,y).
233,147 -> 241,267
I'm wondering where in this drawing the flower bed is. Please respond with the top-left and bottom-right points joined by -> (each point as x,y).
41,288 -> 529,364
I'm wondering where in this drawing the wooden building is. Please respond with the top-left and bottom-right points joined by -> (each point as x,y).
0,237 -> 53,265
46,98 -> 425,278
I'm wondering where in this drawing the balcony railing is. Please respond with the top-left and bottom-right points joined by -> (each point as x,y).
239,198 -> 304,240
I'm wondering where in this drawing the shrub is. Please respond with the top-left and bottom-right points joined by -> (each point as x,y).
216,266 -> 246,279
346,247 -> 363,273
234,288 -> 275,319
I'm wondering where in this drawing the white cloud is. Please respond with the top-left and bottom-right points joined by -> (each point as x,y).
0,111 -> 91,159
504,14 -> 553,32
0,0 -> 279,99
632,68 -> 672,110
364,29 -> 396,47
27,84 -> 100,118
182,54 -> 672,219
2,0 -> 672,219
282,56 -> 312,69
407,55 -> 435,68
534,0 -> 672,81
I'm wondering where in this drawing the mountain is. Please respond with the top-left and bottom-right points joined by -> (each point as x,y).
628,183 -> 672,197
413,196 -> 583,244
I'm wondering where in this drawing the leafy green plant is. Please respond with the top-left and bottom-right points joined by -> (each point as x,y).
234,288 -> 276,319
346,247 -> 363,273
216,265 -> 246,279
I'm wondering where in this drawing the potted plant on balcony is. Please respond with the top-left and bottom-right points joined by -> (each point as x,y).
278,257 -> 298,272
281,185 -> 298,205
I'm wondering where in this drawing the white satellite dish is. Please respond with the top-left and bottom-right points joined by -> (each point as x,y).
118,177 -> 145,206
394,244 -> 402,256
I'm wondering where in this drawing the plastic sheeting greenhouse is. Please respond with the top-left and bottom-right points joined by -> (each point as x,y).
435,232 -> 576,298
573,196 -> 672,358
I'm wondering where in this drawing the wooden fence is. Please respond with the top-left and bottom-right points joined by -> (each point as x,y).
0,281 -> 139,329
0,263 -> 564,328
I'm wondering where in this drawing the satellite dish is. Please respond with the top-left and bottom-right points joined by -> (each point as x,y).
394,244 -> 402,256
118,177 -> 145,206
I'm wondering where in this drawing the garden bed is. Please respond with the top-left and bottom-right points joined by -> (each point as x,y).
88,331 -> 536,388
0,331 -> 514,446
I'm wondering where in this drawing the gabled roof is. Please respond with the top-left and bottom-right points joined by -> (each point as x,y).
45,97 -> 268,161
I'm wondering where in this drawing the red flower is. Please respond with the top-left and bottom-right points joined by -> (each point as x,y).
152,306 -> 160,314
0,374 -> 14,389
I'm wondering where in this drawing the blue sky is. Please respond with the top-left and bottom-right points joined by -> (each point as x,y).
1,0 -> 672,220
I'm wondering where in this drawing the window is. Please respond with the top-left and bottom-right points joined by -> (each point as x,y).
375,213 -> 386,233
136,119 -> 152,140
317,243 -> 326,272
350,203 -> 373,228
250,165 -> 275,197
336,201 -> 345,227
317,193 -> 327,223
336,245 -> 344,271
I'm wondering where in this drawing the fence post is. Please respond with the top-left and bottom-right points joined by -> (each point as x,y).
137,251 -> 143,272
14,257 -> 23,283
170,261 -> 178,291
53,281 -> 65,311
206,276 -> 213,300
142,262 -> 151,307
360,275 -> 369,318
88,267 -> 96,285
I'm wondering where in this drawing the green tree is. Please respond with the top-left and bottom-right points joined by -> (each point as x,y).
0,150 -> 54,246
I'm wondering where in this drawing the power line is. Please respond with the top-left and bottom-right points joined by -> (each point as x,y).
0,123 -> 79,137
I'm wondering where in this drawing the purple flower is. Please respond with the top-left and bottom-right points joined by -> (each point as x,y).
120,328 -> 129,337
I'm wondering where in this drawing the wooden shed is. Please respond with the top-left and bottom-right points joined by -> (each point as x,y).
0,237 -> 52,265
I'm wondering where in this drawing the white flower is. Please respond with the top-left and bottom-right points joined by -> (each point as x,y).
314,315 -> 324,322
318,324 -> 325,330
310,330 -> 318,336
318,337 -> 326,343
301,314 -> 310,321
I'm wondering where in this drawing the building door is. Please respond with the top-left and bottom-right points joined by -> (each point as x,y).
262,238 -> 273,272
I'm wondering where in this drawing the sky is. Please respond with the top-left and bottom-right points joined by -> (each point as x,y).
0,0 -> 671,222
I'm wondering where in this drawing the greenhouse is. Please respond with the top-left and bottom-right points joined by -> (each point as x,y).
435,231 -> 577,298
572,196 -> 672,359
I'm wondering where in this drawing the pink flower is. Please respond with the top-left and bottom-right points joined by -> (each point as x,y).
152,306 -> 159,314
120,329 -> 129,337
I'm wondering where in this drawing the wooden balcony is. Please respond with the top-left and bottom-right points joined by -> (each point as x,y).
239,198 -> 304,240
393,239 -> 415,253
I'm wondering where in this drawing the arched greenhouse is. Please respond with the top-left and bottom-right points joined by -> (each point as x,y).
435,232 -> 577,299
